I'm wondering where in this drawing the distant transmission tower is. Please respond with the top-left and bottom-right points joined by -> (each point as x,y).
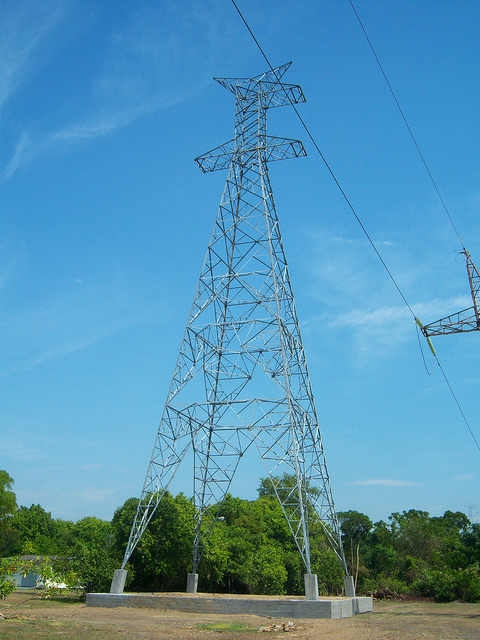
112,63 -> 350,600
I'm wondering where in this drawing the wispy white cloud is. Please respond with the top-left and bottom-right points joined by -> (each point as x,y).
1,436 -> 47,463
350,479 -> 418,487
332,236 -> 395,248
414,295 -> 474,322
453,474 -> 475,483
1,1 -> 228,182
298,224 -> 476,363
330,295 -> 472,331
0,279 -> 164,375
69,487 -> 118,503
1,95 -> 189,182
302,293 -> 473,365
2,130 -> 32,183
300,228 -> 404,312
0,0 -> 71,111
0,241 -> 27,290
332,303 -> 410,330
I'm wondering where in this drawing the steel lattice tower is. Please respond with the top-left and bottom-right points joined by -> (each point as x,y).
118,63 -> 348,595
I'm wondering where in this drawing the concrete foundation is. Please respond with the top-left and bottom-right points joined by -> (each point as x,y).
86,592 -> 372,619
304,573 -> 319,601
186,573 -> 198,593
110,569 -> 128,594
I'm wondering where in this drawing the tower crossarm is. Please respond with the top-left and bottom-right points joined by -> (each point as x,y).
264,137 -> 306,161
195,136 -> 306,173
213,60 -> 300,96
421,306 -> 480,337
195,140 -> 235,173
243,84 -> 306,108
214,76 -> 305,106
421,251 -> 480,337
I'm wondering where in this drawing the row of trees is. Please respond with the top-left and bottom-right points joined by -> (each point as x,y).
1,470 -> 479,601
338,509 -> 480,602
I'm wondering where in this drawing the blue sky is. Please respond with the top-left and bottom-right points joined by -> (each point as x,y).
1,0 -> 479,526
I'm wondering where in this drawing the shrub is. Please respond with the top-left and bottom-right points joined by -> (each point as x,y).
361,575 -> 408,597
413,567 -> 480,603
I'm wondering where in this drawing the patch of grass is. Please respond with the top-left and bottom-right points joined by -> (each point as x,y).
196,621 -> 257,633
3,589 -> 83,607
0,619 -> 113,640
0,619 -> 109,640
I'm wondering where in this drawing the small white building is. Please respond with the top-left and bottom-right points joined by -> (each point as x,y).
12,555 -> 43,588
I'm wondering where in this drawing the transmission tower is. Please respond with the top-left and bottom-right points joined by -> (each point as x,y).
113,62 -> 349,599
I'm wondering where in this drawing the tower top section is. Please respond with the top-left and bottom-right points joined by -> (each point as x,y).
195,63 -> 306,173
213,62 -> 306,109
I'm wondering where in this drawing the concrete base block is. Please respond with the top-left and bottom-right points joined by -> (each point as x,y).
353,596 -> 373,615
344,575 -> 355,597
86,592 -> 373,619
186,573 -> 198,593
304,573 -> 319,601
110,569 -> 127,594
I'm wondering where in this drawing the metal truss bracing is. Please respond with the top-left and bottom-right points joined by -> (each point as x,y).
422,251 -> 480,336
121,63 -> 348,578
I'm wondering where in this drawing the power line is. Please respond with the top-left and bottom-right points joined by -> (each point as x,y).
437,360 -> 480,452
347,0 -> 479,453
231,0 -> 416,320
348,0 -> 465,251
230,0 -> 479,455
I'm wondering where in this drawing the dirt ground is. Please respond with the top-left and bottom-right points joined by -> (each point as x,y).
1,591 -> 479,640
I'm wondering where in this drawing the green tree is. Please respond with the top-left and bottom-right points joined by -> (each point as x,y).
0,471 -> 17,522
112,493 -> 195,592
388,510 -> 436,562
0,471 -> 20,557
359,509 -> 480,601
221,521 -> 253,593
10,504 -> 61,555
338,510 -> 372,545
198,522 -> 230,590
365,542 -> 399,576
337,510 -> 372,589
64,516 -> 120,593
240,535 -> 288,595
0,557 -> 19,599
257,473 -> 320,511
463,523 -> 480,565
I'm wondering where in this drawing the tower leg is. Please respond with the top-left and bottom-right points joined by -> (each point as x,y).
304,573 -> 319,601
110,569 -> 127,594
344,575 -> 356,597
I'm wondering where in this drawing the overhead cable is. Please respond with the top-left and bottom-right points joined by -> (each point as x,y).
231,0 -> 415,320
348,0 -> 466,251
230,0 -> 479,454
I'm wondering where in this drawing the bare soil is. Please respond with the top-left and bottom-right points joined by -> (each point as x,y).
1,591 -> 479,640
